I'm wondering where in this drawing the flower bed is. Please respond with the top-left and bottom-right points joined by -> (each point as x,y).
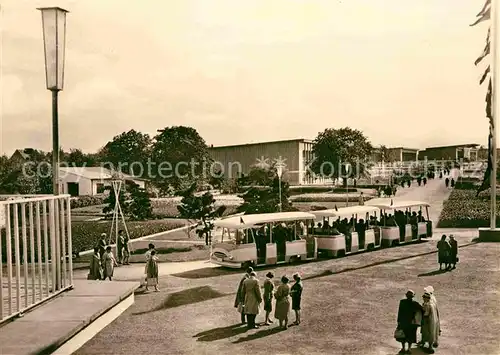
150,197 -> 240,218
437,188 -> 500,228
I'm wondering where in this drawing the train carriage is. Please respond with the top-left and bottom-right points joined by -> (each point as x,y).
210,212 -> 317,269
310,205 -> 382,257
366,199 -> 433,247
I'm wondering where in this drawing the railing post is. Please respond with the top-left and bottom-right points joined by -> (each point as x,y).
49,200 -> 57,292
55,199 -> 61,290
13,204 -> 21,311
21,203 -> 29,308
66,197 -> 73,285
0,203 -> 4,320
36,201 -> 43,302
29,202 -> 36,305
6,204 -> 13,315
59,198 -> 67,288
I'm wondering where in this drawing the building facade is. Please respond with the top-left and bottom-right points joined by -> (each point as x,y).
418,144 -> 480,161
59,167 -> 146,196
208,139 -> 329,185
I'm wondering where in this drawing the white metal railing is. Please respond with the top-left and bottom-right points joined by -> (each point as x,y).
0,194 -> 73,324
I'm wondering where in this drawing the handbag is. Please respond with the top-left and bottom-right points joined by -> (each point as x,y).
237,303 -> 244,313
394,328 -> 405,341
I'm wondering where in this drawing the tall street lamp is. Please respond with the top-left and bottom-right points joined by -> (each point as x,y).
276,165 -> 283,212
38,7 -> 69,195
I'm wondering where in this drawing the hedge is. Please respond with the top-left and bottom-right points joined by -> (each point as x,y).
437,188 -> 500,228
70,196 -> 106,209
1,219 -> 184,262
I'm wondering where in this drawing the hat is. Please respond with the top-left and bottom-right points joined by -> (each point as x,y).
423,292 -> 431,299
249,271 -> 257,277
266,272 -> 274,278
246,267 -> 254,274
406,289 -> 415,298
449,235 -> 455,239
101,233 -> 106,237
424,286 -> 434,294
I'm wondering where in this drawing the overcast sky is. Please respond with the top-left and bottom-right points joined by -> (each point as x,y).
0,0 -> 490,155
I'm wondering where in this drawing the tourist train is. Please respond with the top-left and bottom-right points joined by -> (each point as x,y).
210,199 -> 433,269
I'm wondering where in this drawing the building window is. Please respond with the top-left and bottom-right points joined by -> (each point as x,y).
96,183 -> 105,194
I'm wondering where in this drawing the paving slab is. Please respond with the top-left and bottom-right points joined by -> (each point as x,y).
0,279 -> 139,355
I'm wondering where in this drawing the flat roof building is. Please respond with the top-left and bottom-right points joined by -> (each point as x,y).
418,144 -> 480,161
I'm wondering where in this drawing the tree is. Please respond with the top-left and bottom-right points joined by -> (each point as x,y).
177,182 -> 226,245
65,148 -> 96,167
310,127 -> 373,187
128,182 -> 153,220
151,126 -> 211,195
98,130 -> 151,177
379,145 -> 398,163
237,165 -> 294,214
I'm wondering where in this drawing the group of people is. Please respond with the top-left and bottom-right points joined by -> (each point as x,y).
396,286 -> 440,354
88,231 -> 129,281
234,267 -> 303,330
437,235 -> 458,271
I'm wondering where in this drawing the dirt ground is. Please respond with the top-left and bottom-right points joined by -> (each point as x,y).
75,232 -> 500,355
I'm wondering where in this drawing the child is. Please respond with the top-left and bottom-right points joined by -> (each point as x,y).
145,250 -> 159,292
88,247 -> 103,280
103,246 -> 117,281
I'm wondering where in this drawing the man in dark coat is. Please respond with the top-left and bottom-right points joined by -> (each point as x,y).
234,267 -> 253,324
397,290 -> 423,354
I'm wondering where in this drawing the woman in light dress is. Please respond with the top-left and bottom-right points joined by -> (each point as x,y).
145,250 -> 160,292
103,246 -> 117,281
420,292 -> 439,354
274,275 -> 291,329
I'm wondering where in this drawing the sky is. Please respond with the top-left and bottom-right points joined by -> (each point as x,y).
0,0 -> 491,155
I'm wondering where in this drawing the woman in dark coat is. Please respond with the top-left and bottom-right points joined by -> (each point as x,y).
437,235 -> 451,271
234,267 -> 253,324
448,235 -> 458,269
290,273 -> 303,325
397,290 -> 423,354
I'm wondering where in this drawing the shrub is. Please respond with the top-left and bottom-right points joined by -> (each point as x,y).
70,196 -> 106,209
290,193 -> 372,203
131,246 -> 191,255
438,189 -> 500,228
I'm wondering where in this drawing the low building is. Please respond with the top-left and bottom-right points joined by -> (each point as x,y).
59,167 -> 146,196
371,147 -> 419,162
418,144 -> 480,161
208,138 -> 329,185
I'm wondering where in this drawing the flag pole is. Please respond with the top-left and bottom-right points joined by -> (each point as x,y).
491,0 -> 498,229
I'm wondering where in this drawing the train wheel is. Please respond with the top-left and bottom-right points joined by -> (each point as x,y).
367,244 -> 375,251
391,240 -> 399,247
337,250 -> 345,258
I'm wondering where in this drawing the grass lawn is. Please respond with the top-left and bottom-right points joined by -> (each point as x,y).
75,236 -> 500,355
71,219 -> 184,253
438,188 -> 500,228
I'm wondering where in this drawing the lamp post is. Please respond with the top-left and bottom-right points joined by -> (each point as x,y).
276,165 -> 283,212
38,7 -> 69,195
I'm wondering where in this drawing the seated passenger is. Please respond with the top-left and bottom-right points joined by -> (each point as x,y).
417,211 -> 425,222
385,214 -> 397,227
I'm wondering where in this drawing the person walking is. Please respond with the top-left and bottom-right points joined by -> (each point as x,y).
437,235 -> 451,271
103,246 -> 117,281
290,273 -> 303,325
145,250 -> 159,292
448,235 -> 458,269
420,292 -> 439,354
88,247 -> 103,280
423,177 -> 427,186
358,192 -> 365,205
241,271 -> 262,329
122,232 -> 130,265
263,272 -> 275,325
274,275 -> 291,329
97,233 -> 107,265
450,178 -> 455,188
444,177 -> 449,188
234,267 -> 253,325
117,230 -> 124,264
396,290 -> 423,354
